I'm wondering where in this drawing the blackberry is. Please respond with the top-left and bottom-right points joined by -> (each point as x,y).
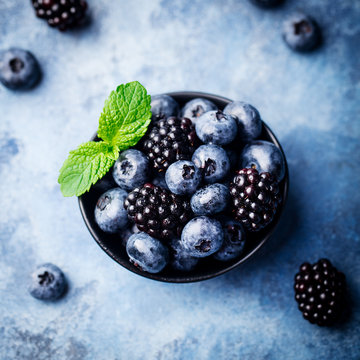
294,259 -> 347,326
124,183 -> 193,241
141,117 -> 198,173
229,168 -> 281,231
31,0 -> 88,31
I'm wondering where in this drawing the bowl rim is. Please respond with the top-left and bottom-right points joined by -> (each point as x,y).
78,91 -> 289,283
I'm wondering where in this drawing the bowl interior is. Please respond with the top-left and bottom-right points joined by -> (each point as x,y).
78,92 -> 289,283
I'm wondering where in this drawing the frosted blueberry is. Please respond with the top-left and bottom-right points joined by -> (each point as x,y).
165,160 -> 202,195
94,188 -> 129,233
180,216 -> 224,258
126,232 -> 169,273
112,149 -> 150,191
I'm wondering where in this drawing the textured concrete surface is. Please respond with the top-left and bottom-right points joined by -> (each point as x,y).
0,0 -> 359,359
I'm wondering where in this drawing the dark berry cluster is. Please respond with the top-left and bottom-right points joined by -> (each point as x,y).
123,183 -> 192,240
141,117 -> 198,172
31,0 -> 87,31
294,259 -> 347,326
230,168 -> 281,232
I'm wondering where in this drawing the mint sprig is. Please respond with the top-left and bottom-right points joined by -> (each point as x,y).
58,81 -> 151,197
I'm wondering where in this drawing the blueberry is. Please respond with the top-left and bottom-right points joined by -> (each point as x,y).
224,146 -> 238,169
196,110 -> 237,146
282,13 -> 321,52
119,223 -> 140,247
94,188 -> 129,233
190,183 -> 229,216
241,140 -> 285,181
180,216 -> 224,258
92,171 -> 117,194
0,48 -> 41,90
151,94 -> 179,122
165,160 -> 202,195
250,0 -> 283,8
29,263 -> 67,301
170,238 -> 198,272
223,101 -> 262,142
151,173 -> 169,190
112,149 -> 150,191
192,144 -> 230,184
126,232 -> 169,273
180,98 -> 218,125
213,218 -> 246,261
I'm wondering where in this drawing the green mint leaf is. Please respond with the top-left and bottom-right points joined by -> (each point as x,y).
58,141 -> 118,197
98,81 -> 151,149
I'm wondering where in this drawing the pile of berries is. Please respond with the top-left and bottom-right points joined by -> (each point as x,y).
94,95 -> 286,274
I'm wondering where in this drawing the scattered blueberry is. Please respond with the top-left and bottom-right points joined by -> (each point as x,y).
112,149 -> 150,191
213,218 -> 246,261
170,239 -> 198,272
241,140 -> 285,181
180,216 -> 224,258
0,48 -> 41,90
190,183 -> 229,216
196,110 -> 238,146
29,263 -> 67,301
192,144 -> 230,184
250,0 -> 283,8
165,160 -> 202,195
223,101 -> 262,142
150,95 -> 179,122
283,13 -> 321,52
180,98 -> 218,125
94,188 -> 129,233
126,232 -> 169,273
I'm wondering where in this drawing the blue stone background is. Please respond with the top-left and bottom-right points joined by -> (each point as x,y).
0,0 -> 359,358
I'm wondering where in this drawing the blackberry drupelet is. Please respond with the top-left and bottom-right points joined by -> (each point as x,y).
124,183 -> 193,241
294,259 -> 347,326
31,0 -> 88,31
141,117 -> 198,173
229,168 -> 281,231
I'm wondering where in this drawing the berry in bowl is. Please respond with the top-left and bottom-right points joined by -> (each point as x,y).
59,82 -> 288,283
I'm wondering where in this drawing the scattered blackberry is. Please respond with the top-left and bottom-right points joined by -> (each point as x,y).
31,0 -> 88,31
141,117 -> 198,173
294,259 -> 347,326
124,183 -> 193,241
229,168 -> 281,231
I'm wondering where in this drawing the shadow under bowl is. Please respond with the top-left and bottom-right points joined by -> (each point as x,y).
78,91 -> 289,283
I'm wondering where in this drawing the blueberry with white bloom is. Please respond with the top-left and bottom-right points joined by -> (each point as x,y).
112,149 -> 150,191
214,218 -> 246,261
180,98 -> 218,125
165,160 -> 202,195
196,110 -> 238,146
223,101 -> 262,142
180,216 -> 224,258
170,239 -> 198,272
94,188 -> 129,233
126,232 -> 169,273
151,94 -> 179,121
29,263 -> 67,301
190,183 -> 229,216
151,173 -> 169,190
241,140 -> 285,181
192,144 -> 230,184
0,48 -> 41,90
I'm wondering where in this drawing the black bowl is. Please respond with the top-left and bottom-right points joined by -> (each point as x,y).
78,91 -> 289,283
